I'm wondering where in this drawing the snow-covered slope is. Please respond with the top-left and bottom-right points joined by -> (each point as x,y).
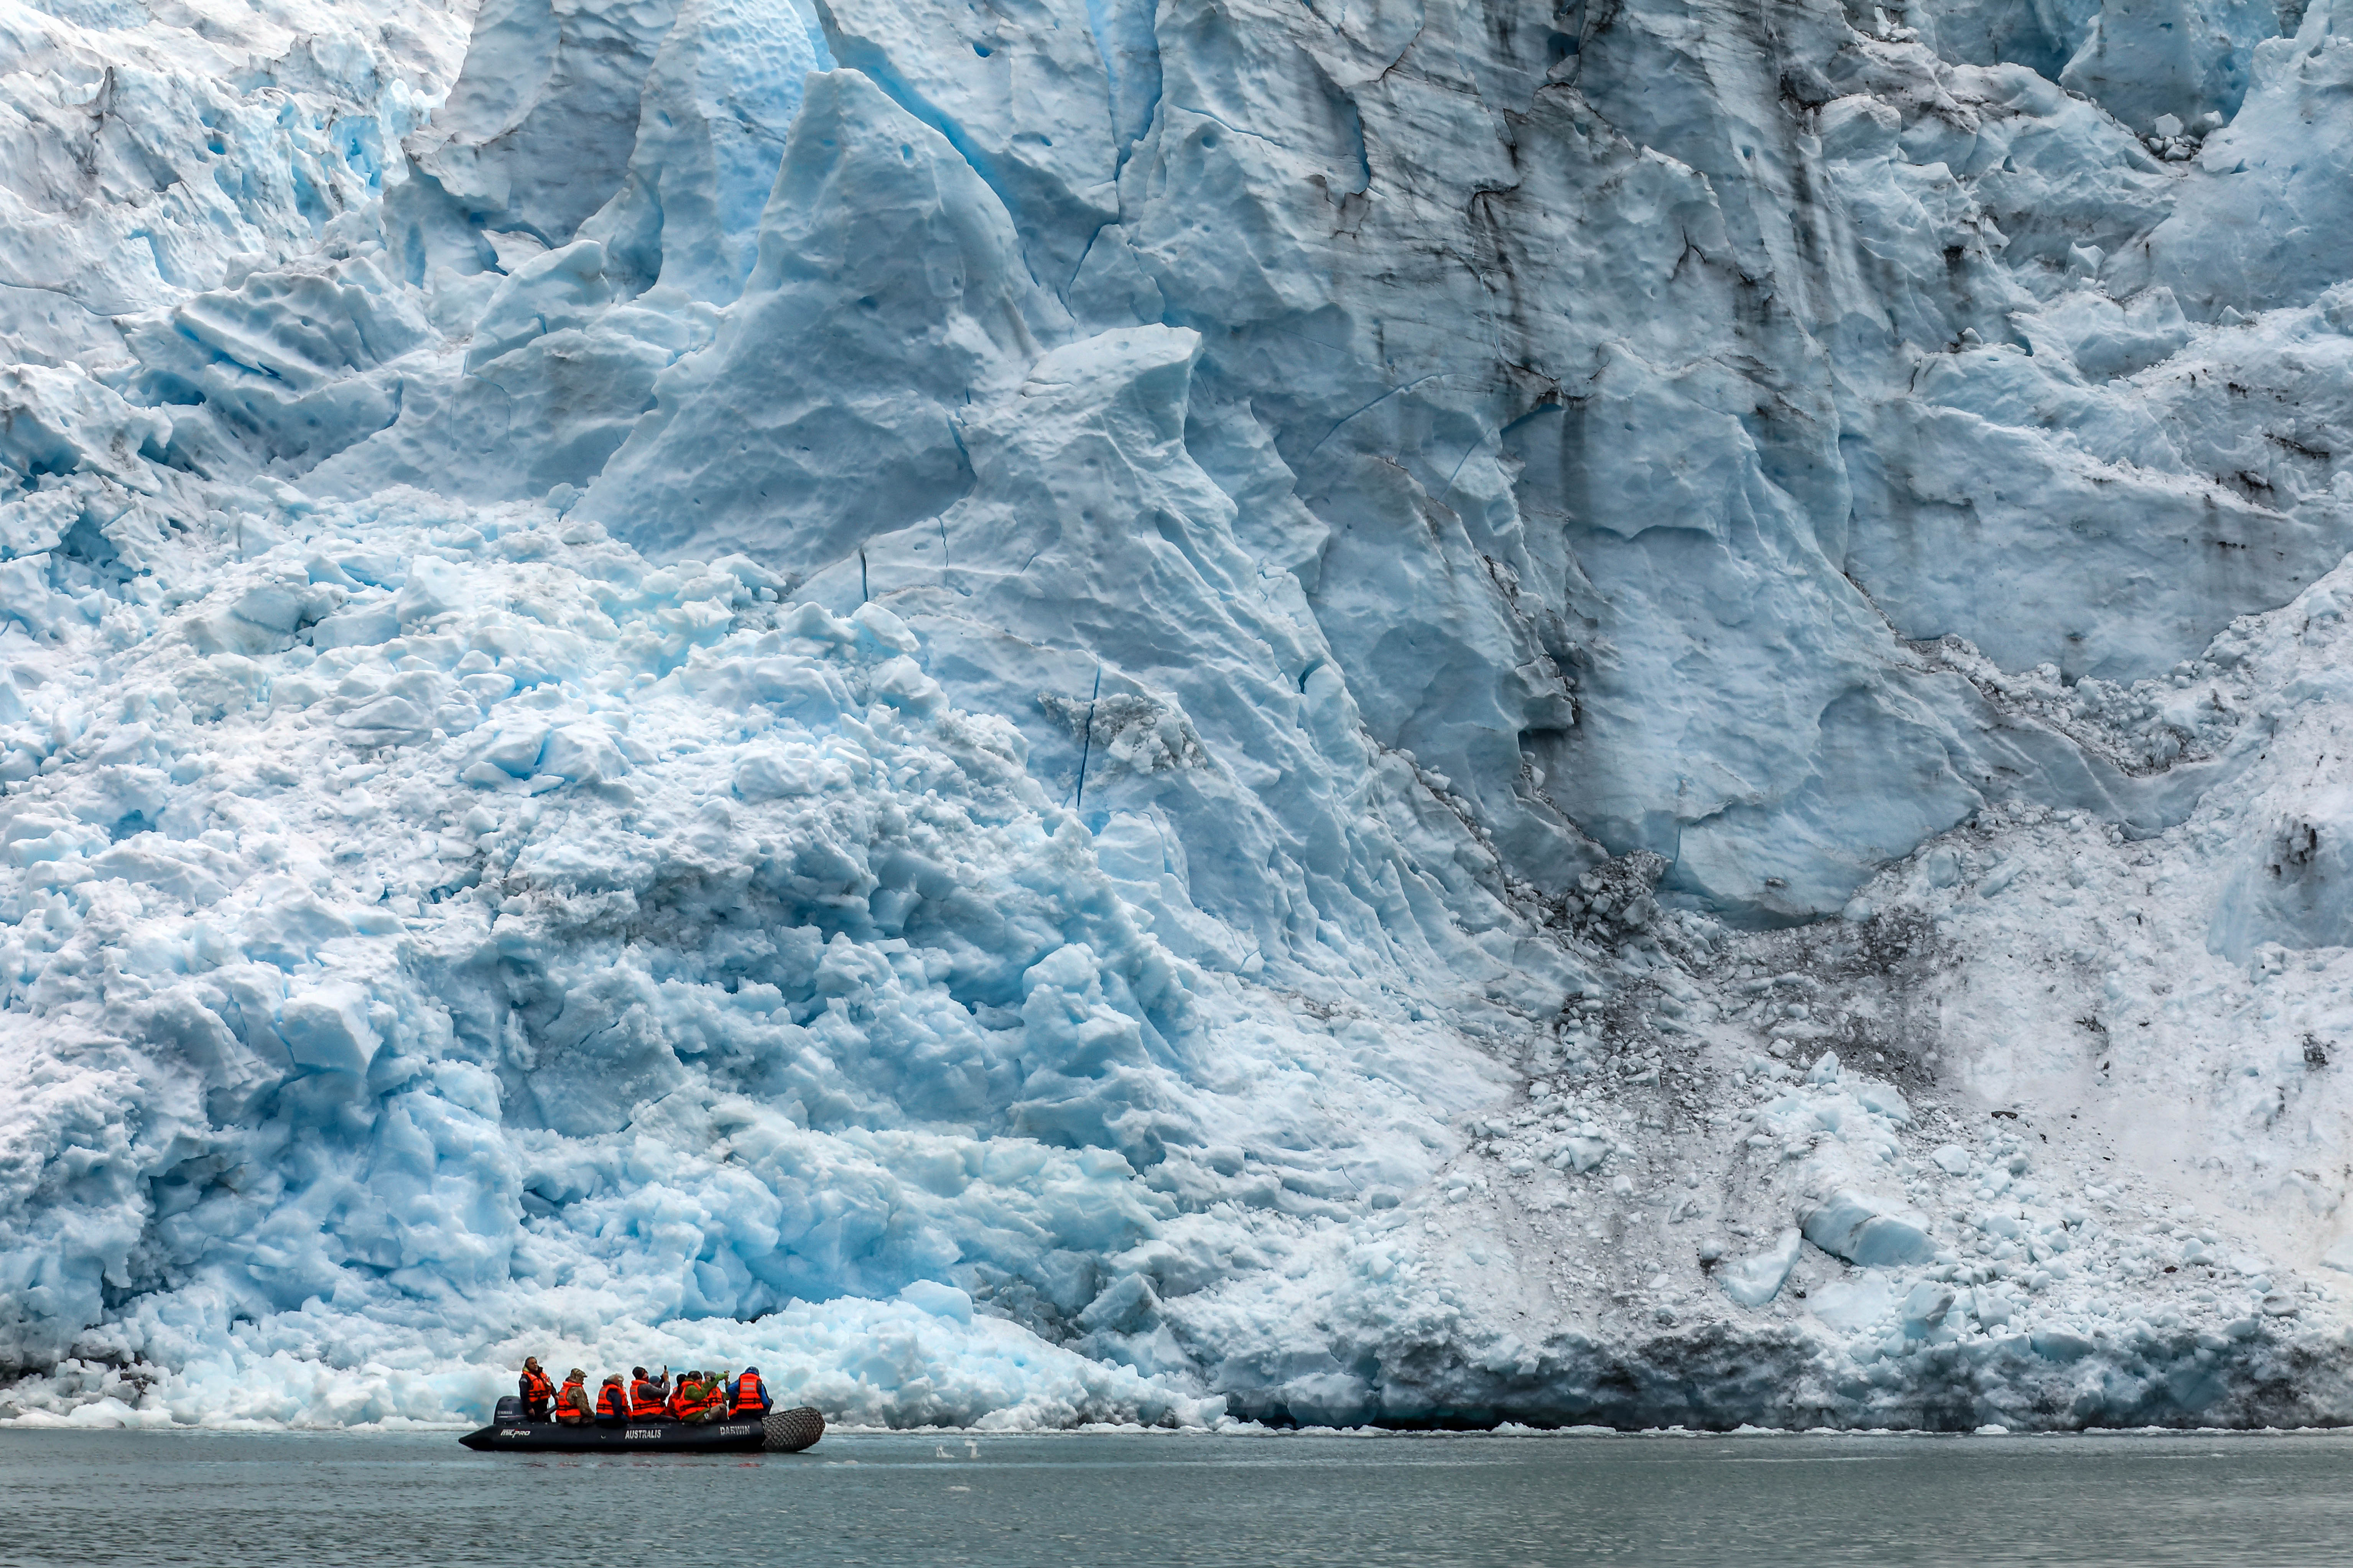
5,0 -> 2353,1430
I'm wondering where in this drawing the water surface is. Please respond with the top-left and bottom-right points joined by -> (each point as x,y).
2,1427 -> 2346,1566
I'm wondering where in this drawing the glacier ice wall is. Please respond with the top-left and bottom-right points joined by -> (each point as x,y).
5,0 -> 2353,1430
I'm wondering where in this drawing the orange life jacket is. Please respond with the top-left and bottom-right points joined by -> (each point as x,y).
555,1378 -> 589,1422
630,1379 -> 673,1420
731,1374 -> 767,1416
596,1382 -> 628,1421
519,1367 -> 554,1402
666,1382 -> 698,1420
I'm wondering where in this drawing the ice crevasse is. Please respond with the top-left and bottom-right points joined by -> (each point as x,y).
7,0 -> 2353,1430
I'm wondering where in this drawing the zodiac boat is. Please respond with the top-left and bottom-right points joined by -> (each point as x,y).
460,1400 -> 825,1453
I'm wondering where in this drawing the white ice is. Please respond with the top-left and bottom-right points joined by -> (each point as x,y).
4,0 -> 2353,1431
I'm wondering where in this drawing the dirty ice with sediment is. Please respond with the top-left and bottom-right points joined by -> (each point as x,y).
4,0 -> 2353,1432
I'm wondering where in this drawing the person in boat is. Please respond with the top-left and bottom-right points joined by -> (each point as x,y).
729,1365 -> 772,1419
595,1373 -> 630,1426
629,1366 -> 675,1423
518,1357 -> 555,1421
553,1368 -> 592,1425
699,1370 -> 734,1423
665,1371 -> 703,1423
687,1363 -> 720,1429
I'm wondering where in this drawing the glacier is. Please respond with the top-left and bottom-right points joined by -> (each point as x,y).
5,0 -> 2353,1431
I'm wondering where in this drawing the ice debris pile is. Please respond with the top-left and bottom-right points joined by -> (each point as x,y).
0,489 -> 1515,1429
7,0 -> 2353,1430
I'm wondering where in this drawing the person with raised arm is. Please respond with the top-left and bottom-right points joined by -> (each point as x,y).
629,1365 -> 675,1422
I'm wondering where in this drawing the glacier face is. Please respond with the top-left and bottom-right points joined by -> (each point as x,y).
5,0 -> 2353,1430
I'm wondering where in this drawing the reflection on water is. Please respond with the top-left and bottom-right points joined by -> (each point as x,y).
3,1427 -> 2349,1567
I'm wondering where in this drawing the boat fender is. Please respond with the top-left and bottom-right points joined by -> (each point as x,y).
763,1408 -> 825,1452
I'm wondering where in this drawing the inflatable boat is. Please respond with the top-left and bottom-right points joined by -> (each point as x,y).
461,1401 -> 825,1453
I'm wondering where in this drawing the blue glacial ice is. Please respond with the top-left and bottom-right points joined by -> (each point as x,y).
6,0 -> 2353,1431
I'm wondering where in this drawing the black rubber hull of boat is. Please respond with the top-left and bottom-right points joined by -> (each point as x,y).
459,1408 -> 824,1453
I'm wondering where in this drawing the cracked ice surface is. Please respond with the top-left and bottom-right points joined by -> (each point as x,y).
7,0 -> 2353,1430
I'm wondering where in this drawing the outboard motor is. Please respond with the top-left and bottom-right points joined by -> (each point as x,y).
494,1395 -> 525,1423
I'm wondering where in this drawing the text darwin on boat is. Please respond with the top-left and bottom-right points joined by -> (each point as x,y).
461,1399 -> 826,1453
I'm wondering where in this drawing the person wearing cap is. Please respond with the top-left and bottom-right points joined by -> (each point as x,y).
728,1365 -> 772,1418
517,1357 -> 554,1422
594,1373 -> 629,1425
666,1371 -> 707,1422
553,1368 -> 592,1425
629,1365 -> 674,1422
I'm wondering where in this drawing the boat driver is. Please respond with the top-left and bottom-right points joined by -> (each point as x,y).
517,1357 -> 554,1422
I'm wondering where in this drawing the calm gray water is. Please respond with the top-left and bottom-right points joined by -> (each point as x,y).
2,1428 -> 2349,1567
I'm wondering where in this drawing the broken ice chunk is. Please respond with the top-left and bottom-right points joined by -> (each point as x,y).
473,722 -> 552,779
1802,1190 -> 1938,1267
277,982 -> 382,1077
538,723 -> 632,785
1900,1282 -> 1956,1338
1718,1227 -> 1802,1307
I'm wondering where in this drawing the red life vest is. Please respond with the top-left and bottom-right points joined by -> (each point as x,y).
666,1382 -> 696,1420
519,1367 -> 554,1402
731,1374 -> 766,1416
630,1379 -> 673,1420
555,1379 -> 589,1422
596,1382 -> 627,1421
